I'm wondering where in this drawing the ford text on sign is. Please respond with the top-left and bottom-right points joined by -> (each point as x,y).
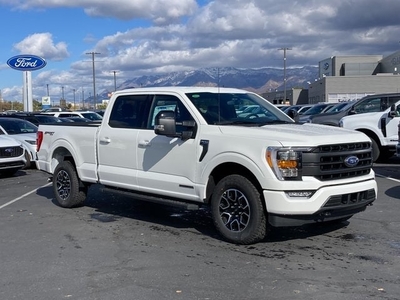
7,54 -> 47,71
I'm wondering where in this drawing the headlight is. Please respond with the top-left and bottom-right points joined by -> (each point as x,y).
266,147 -> 304,180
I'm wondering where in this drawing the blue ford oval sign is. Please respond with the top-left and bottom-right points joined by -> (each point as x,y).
344,156 -> 359,168
7,54 -> 47,71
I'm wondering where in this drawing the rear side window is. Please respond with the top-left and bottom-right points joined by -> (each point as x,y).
109,94 -> 150,129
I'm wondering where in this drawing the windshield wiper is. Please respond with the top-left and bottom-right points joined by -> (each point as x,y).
258,120 -> 293,126
215,120 -> 259,125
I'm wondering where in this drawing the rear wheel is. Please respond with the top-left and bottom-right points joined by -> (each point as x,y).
53,161 -> 87,208
211,174 -> 267,244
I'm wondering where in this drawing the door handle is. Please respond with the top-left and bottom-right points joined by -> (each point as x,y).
99,137 -> 111,144
138,140 -> 151,147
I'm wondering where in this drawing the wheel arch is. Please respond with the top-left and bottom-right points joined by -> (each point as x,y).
50,146 -> 76,174
205,162 -> 264,205
357,129 -> 382,148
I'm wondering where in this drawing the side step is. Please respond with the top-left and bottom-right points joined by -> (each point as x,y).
101,186 -> 200,211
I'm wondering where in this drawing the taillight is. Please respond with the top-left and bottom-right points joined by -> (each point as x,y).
37,131 -> 43,151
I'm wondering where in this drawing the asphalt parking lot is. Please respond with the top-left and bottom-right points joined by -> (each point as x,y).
1,160 -> 399,300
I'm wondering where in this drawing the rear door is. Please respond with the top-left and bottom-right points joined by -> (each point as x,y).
97,94 -> 150,189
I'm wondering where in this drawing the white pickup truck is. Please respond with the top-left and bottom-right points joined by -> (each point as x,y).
339,101 -> 400,162
37,87 -> 377,244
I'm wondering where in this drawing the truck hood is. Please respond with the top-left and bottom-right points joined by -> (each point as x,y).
218,123 -> 369,146
0,135 -> 23,147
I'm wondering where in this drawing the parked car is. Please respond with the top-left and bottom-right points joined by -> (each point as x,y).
236,105 -> 269,118
298,103 -> 336,123
339,100 -> 400,162
0,135 -> 26,176
63,117 -> 93,122
308,93 -> 400,126
1,113 -> 64,126
0,118 -> 38,169
41,110 -> 103,121
281,104 -> 314,115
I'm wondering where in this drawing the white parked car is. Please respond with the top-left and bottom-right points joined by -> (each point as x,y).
0,135 -> 26,176
41,110 -> 103,121
0,117 -> 38,168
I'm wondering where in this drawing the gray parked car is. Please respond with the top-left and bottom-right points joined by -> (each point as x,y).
307,93 -> 400,126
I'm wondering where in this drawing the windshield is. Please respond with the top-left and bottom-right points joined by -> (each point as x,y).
0,119 -> 38,134
302,104 -> 332,115
81,112 -> 103,120
325,103 -> 346,113
185,92 -> 294,125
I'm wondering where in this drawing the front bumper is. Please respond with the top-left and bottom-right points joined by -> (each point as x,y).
263,178 -> 377,227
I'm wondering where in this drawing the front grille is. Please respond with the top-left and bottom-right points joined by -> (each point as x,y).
323,189 -> 376,208
301,142 -> 373,181
0,146 -> 24,158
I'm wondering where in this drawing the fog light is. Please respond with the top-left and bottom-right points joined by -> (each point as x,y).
286,191 -> 315,198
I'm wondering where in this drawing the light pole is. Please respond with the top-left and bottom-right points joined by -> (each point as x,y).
278,47 -> 292,103
61,86 -> 64,107
73,88 -> 76,110
86,51 -> 100,108
81,88 -> 85,109
113,70 -> 117,91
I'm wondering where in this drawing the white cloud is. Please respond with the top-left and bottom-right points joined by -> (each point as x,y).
13,33 -> 69,61
4,0 -> 198,25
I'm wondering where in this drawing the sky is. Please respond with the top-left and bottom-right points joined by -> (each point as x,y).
1,0 -> 400,103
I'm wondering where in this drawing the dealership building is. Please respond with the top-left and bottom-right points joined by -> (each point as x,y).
263,50 -> 400,105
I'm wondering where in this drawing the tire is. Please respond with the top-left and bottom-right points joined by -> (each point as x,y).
211,174 -> 267,244
53,161 -> 87,208
23,151 -> 31,169
370,138 -> 380,162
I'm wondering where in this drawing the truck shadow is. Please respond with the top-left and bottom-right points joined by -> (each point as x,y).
37,183 -> 350,244
384,186 -> 400,199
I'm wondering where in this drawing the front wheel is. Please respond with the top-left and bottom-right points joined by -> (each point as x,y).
370,138 -> 380,162
211,175 -> 267,244
53,161 -> 87,208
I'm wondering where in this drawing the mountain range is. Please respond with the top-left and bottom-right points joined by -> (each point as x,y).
95,66 -> 319,102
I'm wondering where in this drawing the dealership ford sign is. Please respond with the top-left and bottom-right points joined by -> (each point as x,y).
7,54 -> 46,71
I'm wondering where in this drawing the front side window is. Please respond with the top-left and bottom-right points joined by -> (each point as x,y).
148,95 -> 195,134
353,97 -> 389,113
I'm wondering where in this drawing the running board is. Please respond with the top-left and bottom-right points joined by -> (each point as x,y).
101,186 -> 200,211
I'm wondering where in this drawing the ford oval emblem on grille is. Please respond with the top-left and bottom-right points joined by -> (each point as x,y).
344,156 -> 359,167
5,148 -> 14,153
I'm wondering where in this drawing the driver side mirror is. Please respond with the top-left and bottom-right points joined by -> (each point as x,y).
154,110 -> 178,137
287,108 -> 299,122
388,103 -> 398,118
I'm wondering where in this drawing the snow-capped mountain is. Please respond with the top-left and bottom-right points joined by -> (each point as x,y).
94,66 -> 318,102
118,66 -> 318,92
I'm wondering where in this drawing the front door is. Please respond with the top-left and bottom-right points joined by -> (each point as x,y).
136,94 -> 201,201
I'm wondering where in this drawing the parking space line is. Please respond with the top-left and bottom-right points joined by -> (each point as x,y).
375,173 -> 400,183
0,182 -> 52,210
